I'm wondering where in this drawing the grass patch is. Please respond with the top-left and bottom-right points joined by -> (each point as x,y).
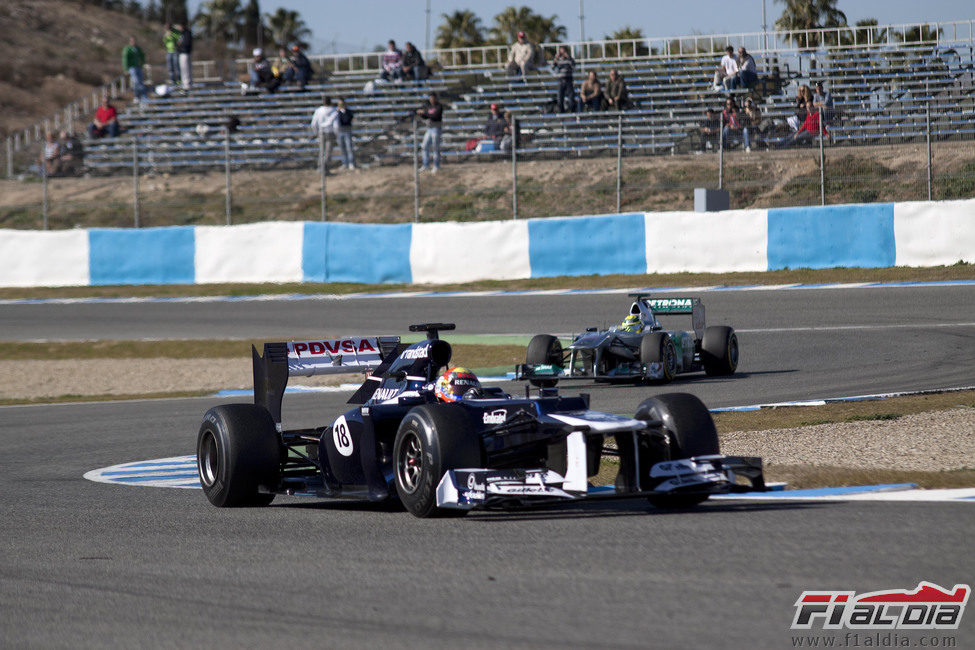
764,465 -> 975,490
0,390 -> 210,406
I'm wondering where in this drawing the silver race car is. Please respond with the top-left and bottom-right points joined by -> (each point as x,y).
518,294 -> 738,385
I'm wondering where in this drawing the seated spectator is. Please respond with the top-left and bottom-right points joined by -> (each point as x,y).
500,110 -> 519,151
249,48 -> 280,93
551,46 -> 575,113
381,40 -> 403,82
274,47 -> 293,81
88,98 -> 120,138
402,42 -> 427,81
742,98 -> 767,146
506,31 -> 539,79
484,103 -> 506,148
813,81 -> 835,123
722,96 -> 750,151
605,69 -> 629,110
38,133 -> 60,176
788,85 -> 814,131
713,45 -> 739,92
736,47 -> 758,90
772,106 -> 828,148
697,108 -> 721,152
579,71 -> 603,112
57,131 -> 84,175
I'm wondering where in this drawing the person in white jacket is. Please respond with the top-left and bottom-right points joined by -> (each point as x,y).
310,95 -> 338,174
506,31 -> 540,79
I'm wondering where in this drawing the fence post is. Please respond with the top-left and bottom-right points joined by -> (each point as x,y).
132,137 -> 140,228
925,101 -> 933,201
41,163 -> 49,230
319,130 -> 327,222
616,112 -> 622,213
818,109 -> 825,206
718,126 -> 724,190
412,118 -> 420,222
5,137 -> 12,178
224,129 -> 232,225
512,116 -> 518,220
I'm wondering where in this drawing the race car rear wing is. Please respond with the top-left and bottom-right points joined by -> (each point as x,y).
629,294 -> 705,339
252,336 -> 401,425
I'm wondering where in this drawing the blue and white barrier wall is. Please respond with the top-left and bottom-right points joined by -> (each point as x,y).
1,198 -> 972,287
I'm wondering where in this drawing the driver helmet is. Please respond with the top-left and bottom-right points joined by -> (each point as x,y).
619,314 -> 643,332
434,367 -> 481,402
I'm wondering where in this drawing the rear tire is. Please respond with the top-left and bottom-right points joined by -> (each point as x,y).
393,404 -> 482,518
525,334 -> 562,388
639,332 -> 677,382
635,393 -> 719,509
702,326 -> 739,376
197,404 -> 281,507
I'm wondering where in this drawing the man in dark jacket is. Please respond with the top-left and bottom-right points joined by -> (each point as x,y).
416,92 -> 444,172
402,42 -> 426,81
484,103 -> 506,147
176,23 -> 193,90
551,46 -> 575,113
606,70 -> 629,110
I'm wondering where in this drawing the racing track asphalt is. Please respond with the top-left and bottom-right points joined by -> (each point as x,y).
1,284 -> 974,647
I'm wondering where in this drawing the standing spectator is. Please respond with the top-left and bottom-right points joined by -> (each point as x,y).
551,46 -> 575,114
176,23 -> 193,91
722,96 -> 750,152
736,47 -> 758,90
813,81 -> 835,123
712,45 -> 739,91
38,133 -> 60,176
57,131 -> 84,176
163,23 -> 181,85
381,40 -> 404,82
605,69 -> 629,110
697,108 -> 721,152
506,31 -> 539,79
484,103 -> 506,148
88,98 -> 120,138
335,98 -> 355,170
288,44 -> 313,90
402,42 -> 427,81
579,71 -> 603,112
122,36 -> 147,102
310,95 -> 338,174
416,92 -> 444,172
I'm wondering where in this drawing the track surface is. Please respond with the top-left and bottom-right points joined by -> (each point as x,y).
2,285 -> 974,647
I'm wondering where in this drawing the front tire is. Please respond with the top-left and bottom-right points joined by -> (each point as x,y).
635,393 -> 719,509
197,404 -> 281,507
640,332 -> 677,382
701,326 -> 739,376
525,334 -> 563,388
393,404 -> 482,518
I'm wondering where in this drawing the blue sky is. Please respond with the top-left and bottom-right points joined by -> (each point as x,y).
187,1 -> 974,54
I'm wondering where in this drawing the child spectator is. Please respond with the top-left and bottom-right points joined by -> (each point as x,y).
88,99 -> 120,138
579,71 -> 603,112
122,37 -> 147,102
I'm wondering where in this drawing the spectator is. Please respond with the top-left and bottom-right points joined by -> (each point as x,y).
335,98 -> 355,170
57,131 -> 84,176
163,23 -> 181,85
381,40 -> 404,82
713,45 -> 739,92
416,92 -> 444,173
484,103 -> 506,148
773,105 -> 827,148
813,81 -> 835,123
288,44 -> 313,90
310,95 -> 338,174
736,47 -> 758,90
88,98 -> 120,138
274,47 -> 293,82
551,45 -> 575,114
722,96 -> 750,152
122,36 -> 147,102
697,107 -> 721,152
742,97 -> 767,146
579,70 -> 603,112
506,31 -> 539,78
500,109 -> 519,152
249,48 -> 280,93
788,85 -> 814,131
38,133 -> 60,176
402,42 -> 427,81
605,69 -> 629,110
176,23 -> 193,91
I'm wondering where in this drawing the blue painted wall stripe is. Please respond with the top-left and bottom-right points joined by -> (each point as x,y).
88,227 -> 195,285
303,222 -> 412,284
527,213 -> 647,278
767,203 -> 895,270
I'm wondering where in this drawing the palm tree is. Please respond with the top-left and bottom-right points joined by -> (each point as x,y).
242,0 -> 270,50
435,10 -> 485,49
194,0 -> 245,49
774,0 -> 847,49
264,8 -> 311,50
605,26 -> 651,58
489,6 -> 566,45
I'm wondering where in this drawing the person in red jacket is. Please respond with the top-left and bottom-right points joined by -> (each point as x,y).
88,99 -> 120,138
773,103 -> 827,148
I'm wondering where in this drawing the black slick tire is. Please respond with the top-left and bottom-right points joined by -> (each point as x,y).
525,334 -> 562,388
701,325 -> 739,376
197,404 -> 281,507
639,332 -> 677,382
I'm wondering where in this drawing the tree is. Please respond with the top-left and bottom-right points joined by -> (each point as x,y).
899,25 -> 943,44
195,0 -> 246,50
242,0 -> 270,50
264,7 -> 311,50
774,0 -> 847,48
605,26 -> 652,58
161,0 -> 189,24
144,0 -> 162,22
435,10 -> 485,49
488,6 -> 566,45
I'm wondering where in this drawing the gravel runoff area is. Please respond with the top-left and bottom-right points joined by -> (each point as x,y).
5,359 -> 974,473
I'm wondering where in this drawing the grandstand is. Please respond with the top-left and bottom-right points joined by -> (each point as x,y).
6,20 -> 975,175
